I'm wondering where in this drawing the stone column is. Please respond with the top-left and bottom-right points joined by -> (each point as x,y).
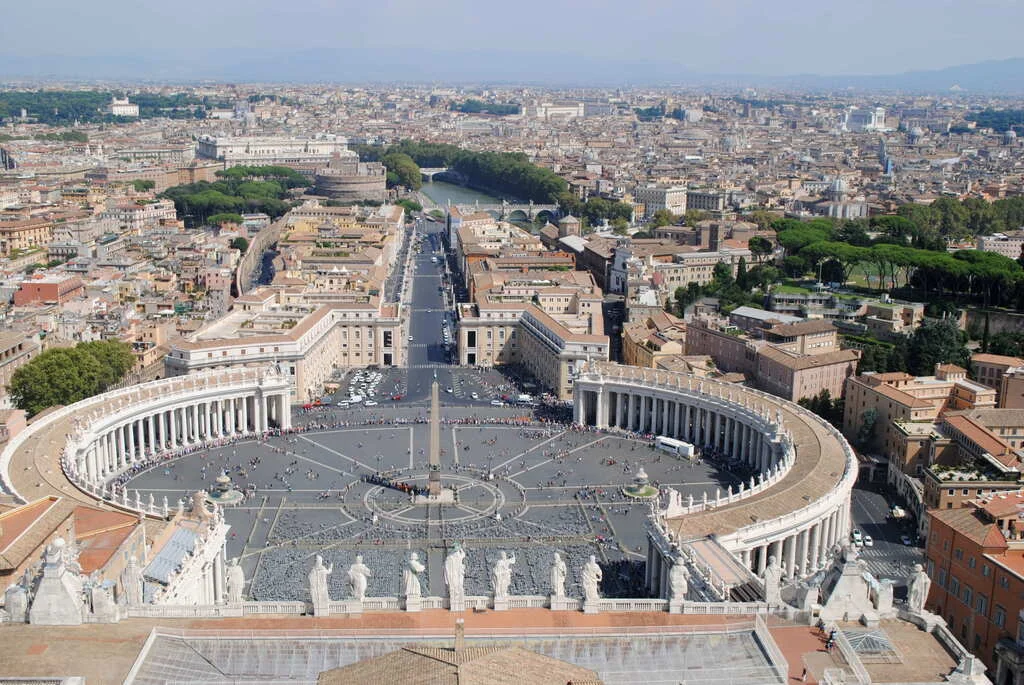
684,404 -> 692,442
758,545 -> 768,575
741,549 -> 750,571
213,553 -> 225,605
595,390 -> 605,429
810,522 -> 822,572
662,398 -> 671,436
785,535 -> 797,578
241,396 -> 250,434
127,422 -> 136,462
798,528 -> 810,577
169,409 -> 177,449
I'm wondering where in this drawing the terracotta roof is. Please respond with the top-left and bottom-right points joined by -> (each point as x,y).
930,506 -> 1006,549
73,506 -> 138,574
764,319 -> 836,337
0,496 -> 70,571
943,414 -> 1014,464
972,353 -> 1024,367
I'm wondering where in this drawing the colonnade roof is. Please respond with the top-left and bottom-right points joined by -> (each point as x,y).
580,363 -> 852,541
1,367 -> 283,512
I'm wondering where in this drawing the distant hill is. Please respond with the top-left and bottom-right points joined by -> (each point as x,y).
2,51 -> 1024,93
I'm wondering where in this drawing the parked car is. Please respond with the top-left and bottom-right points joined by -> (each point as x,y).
863,535 -> 873,547
364,400 -> 379,407
851,529 -> 863,543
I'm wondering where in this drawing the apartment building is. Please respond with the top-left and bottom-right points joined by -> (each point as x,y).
844,367 -> 998,458
977,232 -> 1024,259
621,311 -> 686,369
926,494 -> 1024,680
164,287 -> 402,403
633,185 -> 687,218
972,354 -> 1024,406
684,318 -> 859,402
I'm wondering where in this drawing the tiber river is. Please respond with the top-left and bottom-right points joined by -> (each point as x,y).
418,179 -> 500,208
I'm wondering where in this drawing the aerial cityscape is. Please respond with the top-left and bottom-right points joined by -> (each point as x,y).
5,2 -> 1024,684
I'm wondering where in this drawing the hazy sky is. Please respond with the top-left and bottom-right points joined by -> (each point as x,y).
3,0 -> 1022,77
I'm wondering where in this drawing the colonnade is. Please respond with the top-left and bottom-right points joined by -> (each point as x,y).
573,368 -> 855,590
77,391 -> 290,484
739,503 -> 850,579
575,387 -> 777,474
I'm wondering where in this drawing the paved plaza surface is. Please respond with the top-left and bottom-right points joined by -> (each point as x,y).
125,418 -> 750,601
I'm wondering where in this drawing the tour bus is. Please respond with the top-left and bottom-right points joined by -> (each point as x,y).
655,436 -> 695,459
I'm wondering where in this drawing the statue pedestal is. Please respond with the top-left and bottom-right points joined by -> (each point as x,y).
669,600 -> 684,615
337,600 -> 363,616
493,597 -> 509,611
583,600 -> 600,615
311,601 -> 330,618
550,596 -> 574,611
405,596 -> 422,613
449,596 -> 466,612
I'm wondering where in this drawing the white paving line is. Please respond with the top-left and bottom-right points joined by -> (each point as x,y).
408,426 -> 415,469
492,429 -> 569,471
296,435 -> 375,472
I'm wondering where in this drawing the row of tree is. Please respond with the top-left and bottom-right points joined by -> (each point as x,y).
161,167 -> 310,226
775,217 -> 1024,307
10,341 -> 136,417
450,99 -> 520,115
0,91 -> 225,125
354,141 -> 568,203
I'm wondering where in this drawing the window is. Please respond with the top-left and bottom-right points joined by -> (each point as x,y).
976,594 -> 988,616
962,586 -> 972,606
1001,576 -> 1011,589
954,548 -> 964,561
983,565 -> 991,577
996,605 -> 1007,628
968,557 -> 976,569
950,577 -> 960,596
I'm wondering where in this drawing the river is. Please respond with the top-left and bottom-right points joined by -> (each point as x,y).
418,180 -> 499,208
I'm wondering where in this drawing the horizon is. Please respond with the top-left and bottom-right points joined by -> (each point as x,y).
3,0 -> 1024,89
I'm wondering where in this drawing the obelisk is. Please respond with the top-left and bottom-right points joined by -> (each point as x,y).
428,380 -> 441,497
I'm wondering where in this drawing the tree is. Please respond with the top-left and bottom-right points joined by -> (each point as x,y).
798,389 -> 844,428
9,340 -> 135,416
736,257 -> 750,291
907,319 -> 969,376
380,152 -> 422,191
650,209 -> 675,228
748,236 -> 773,264
683,209 -> 710,226
209,213 -> 244,227
396,199 -> 423,213
229,237 -> 250,254
132,179 -> 155,192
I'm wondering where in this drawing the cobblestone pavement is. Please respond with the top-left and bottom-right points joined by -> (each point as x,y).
126,421 -> 743,602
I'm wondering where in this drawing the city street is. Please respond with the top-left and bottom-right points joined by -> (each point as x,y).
848,484 -> 923,586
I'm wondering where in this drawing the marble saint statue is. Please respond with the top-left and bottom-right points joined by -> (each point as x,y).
581,555 -> 603,603
491,551 -> 515,599
761,555 -> 783,605
347,554 -> 373,602
445,542 -> 466,600
225,558 -> 245,604
308,555 -> 333,607
906,563 -> 932,614
404,552 -> 425,598
550,551 -> 567,598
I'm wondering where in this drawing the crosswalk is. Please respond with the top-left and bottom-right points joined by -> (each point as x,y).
855,548 -> 918,581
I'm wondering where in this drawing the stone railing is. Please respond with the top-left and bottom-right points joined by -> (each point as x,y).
242,601 -> 307,616
651,457 -> 793,518
754,614 -> 790,684
111,596 -> 779,617
126,604 -> 244,619
596,598 -> 669,612
829,623 -> 871,685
